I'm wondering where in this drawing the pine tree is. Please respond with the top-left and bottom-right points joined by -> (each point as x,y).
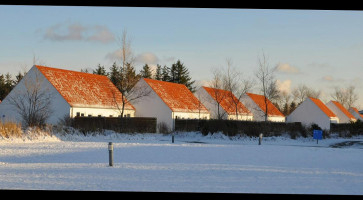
109,62 -> 120,86
93,64 -> 107,76
170,60 -> 195,92
154,64 -> 162,80
140,64 -> 152,79
161,65 -> 170,81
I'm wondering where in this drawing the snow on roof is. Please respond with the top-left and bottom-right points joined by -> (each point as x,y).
331,101 -> 356,120
350,107 -> 363,119
143,78 -> 209,113
309,97 -> 336,118
203,86 -> 252,115
35,65 -> 135,110
245,93 -> 285,117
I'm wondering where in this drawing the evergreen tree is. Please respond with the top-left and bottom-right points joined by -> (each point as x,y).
170,60 -> 195,92
161,65 -> 170,81
154,64 -> 162,80
290,101 -> 297,114
0,73 -> 14,100
93,64 -> 107,76
109,62 -> 120,86
139,64 -> 152,79
15,71 -> 24,85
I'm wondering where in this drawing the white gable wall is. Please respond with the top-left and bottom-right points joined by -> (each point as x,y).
194,87 -> 227,119
241,94 -> 285,122
286,98 -> 337,130
326,101 -> 355,123
195,87 -> 252,121
130,79 -> 173,132
348,108 -> 363,121
0,66 -> 70,125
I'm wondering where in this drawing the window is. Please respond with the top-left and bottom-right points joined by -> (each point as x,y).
88,115 -> 92,117
81,113 -> 84,117
76,112 -> 80,117
109,115 -> 113,117
98,115 -> 102,117
127,114 -> 130,118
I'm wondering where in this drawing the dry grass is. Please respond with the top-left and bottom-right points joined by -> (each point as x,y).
0,121 -> 23,138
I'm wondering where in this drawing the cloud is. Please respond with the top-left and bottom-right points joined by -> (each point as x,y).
275,63 -> 300,74
43,22 -> 115,43
322,75 -> 335,82
135,52 -> 159,65
276,79 -> 292,94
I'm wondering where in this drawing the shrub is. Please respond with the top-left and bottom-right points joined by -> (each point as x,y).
0,121 -> 23,138
157,122 -> 170,134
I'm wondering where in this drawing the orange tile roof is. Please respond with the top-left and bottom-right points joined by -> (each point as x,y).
350,107 -> 363,118
309,97 -> 336,118
331,101 -> 356,120
246,93 -> 285,117
203,86 -> 251,115
35,65 -> 135,110
143,78 -> 209,113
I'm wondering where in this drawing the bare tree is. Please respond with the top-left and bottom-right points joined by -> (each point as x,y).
209,68 -> 228,119
255,52 -> 280,121
292,84 -> 321,105
111,82 -> 152,118
8,70 -> 53,128
222,58 -> 253,120
111,29 -> 151,118
331,85 -> 358,109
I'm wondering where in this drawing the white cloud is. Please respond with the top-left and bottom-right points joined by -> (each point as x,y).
275,63 -> 300,74
322,75 -> 335,82
135,52 -> 159,65
276,79 -> 292,93
43,22 -> 115,44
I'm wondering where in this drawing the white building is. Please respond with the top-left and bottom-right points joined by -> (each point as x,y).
286,97 -> 339,130
0,65 -> 135,125
130,78 -> 210,132
240,93 -> 285,122
348,107 -> 363,121
326,101 -> 356,123
195,86 -> 253,120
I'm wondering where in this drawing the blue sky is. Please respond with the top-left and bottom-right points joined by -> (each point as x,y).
1,6 -> 363,108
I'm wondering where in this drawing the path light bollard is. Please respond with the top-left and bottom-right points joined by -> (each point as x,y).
172,132 -> 175,143
108,142 -> 114,167
259,133 -> 263,145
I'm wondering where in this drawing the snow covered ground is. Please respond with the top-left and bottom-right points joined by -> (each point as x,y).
1,130 -> 363,195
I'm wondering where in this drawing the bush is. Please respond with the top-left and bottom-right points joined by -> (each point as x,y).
0,121 -> 23,138
157,122 -> 171,134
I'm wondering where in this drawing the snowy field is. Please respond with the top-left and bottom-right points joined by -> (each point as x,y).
1,130 -> 363,195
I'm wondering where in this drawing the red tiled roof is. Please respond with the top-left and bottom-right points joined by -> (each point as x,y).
331,101 -> 356,120
203,86 -> 251,115
350,107 -> 363,118
143,78 -> 209,113
246,93 -> 285,117
36,65 -> 135,110
309,97 -> 336,118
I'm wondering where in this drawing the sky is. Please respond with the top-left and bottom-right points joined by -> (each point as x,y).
1,5 -> 363,109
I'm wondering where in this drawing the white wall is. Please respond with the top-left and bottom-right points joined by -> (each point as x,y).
348,108 -> 363,121
130,79 -> 173,132
71,107 -> 135,118
326,101 -> 356,123
0,66 -> 71,125
240,94 -> 285,122
195,87 -> 252,121
194,87 -> 227,119
286,98 -> 338,130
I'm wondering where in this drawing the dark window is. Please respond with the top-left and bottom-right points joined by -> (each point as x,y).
76,112 -> 80,117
